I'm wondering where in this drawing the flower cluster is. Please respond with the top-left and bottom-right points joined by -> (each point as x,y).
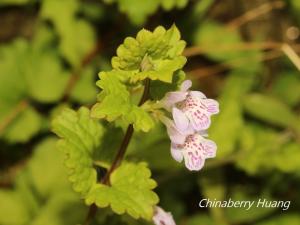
161,80 -> 219,171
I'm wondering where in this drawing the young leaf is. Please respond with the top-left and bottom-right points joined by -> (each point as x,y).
111,25 -> 186,83
91,71 -> 154,132
52,107 -> 103,196
85,162 -> 159,220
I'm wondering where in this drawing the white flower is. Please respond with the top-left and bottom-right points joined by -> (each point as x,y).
162,80 -> 219,133
153,206 -> 176,225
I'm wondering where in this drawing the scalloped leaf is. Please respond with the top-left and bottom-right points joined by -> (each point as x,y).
52,107 -> 103,196
111,25 -> 186,83
85,162 -> 159,220
91,71 -> 154,132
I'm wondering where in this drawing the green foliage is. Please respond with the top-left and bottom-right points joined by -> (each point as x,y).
255,214 -> 300,225
237,123 -> 292,174
112,25 -> 186,83
193,20 -> 262,72
92,25 -> 186,132
270,72 -> 300,106
41,0 -> 96,67
0,190 -> 30,225
243,93 -> 298,129
3,106 -> 42,143
86,162 -> 159,220
91,71 -> 154,131
1,1 -> 300,225
209,70 -> 255,157
69,66 -> 98,104
104,0 -> 188,25
0,138 -> 86,225
52,107 -> 103,196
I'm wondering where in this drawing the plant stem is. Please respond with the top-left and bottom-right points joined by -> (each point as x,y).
83,78 -> 150,225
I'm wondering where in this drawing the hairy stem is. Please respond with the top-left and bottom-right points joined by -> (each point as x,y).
83,78 -> 150,225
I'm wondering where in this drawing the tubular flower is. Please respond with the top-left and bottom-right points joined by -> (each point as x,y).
162,80 -> 219,132
171,133 -> 217,171
153,206 -> 176,225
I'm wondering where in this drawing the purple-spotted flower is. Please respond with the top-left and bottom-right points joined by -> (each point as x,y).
171,133 -> 217,171
153,206 -> 176,225
162,80 -> 219,133
160,116 -> 216,171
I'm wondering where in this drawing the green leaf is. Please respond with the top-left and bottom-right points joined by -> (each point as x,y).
2,106 -> 42,143
150,70 -> 185,100
0,190 -> 30,225
91,71 -> 154,132
161,0 -> 188,10
273,142 -> 300,173
0,37 -> 70,104
28,138 -> 70,197
111,25 -> 186,83
31,191 -> 86,225
86,162 -> 159,220
59,20 -> 95,67
270,72 -> 300,107
70,66 -> 98,104
243,94 -> 298,128
255,214 -> 300,225
104,0 -> 160,25
24,50 -> 70,103
52,107 -> 103,196
209,70 -> 255,157
236,123 -> 289,174
41,0 -> 95,67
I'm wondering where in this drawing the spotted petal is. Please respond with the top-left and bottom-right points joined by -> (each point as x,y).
183,148 -> 205,171
201,139 -> 217,158
203,99 -> 219,114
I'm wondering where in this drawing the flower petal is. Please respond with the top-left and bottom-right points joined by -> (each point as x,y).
172,107 -> 189,132
190,90 -> 206,99
171,144 -> 184,162
183,149 -> 205,171
180,80 -> 192,92
203,99 -> 219,114
162,91 -> 187,110
201,139 -> 217,158
188,110 -> 211,131
160,116 -> 186,145
153,207 -> 176,225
